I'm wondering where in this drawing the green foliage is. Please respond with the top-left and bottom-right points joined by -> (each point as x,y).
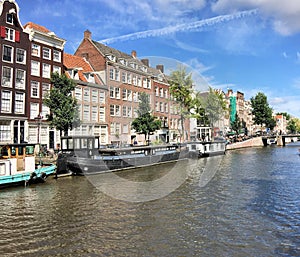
191,92 -> 210,126
230,113 -> 242,135
250,92 -> 274,130
131,92 -> 161,144
203,87 -> 227,127
169,65 -> 194,141
287,119 -> 297,133
43,72 -> 80,136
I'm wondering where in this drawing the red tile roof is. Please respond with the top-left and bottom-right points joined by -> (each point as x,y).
24,22 -> 51,33
63,53 -> 93,82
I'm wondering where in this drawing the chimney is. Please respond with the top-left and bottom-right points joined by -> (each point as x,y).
156,64 -> 164,73
141,59 -> 149,67
84,30 -> 91,39
131,50 -> 137,58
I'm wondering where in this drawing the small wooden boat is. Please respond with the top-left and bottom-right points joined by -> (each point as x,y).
0,143 -> 56,188
56,136 -> 189,175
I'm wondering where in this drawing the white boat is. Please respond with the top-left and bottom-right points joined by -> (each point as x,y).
0,143 -> 56,188
187,141 -> 226,158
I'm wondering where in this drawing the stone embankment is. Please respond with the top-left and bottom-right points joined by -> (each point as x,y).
226,137 -> 264,150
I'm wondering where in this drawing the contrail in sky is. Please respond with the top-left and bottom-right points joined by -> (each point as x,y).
99,9 -> 257,44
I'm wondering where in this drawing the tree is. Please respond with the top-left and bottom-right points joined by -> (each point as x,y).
287,119 -> 297,134
231,113 -> 242,136
169,66 -> 193,142
202,87 -> 227,140
250,92 -> 274,133
43,72 -> 80,136
131,92 -> 161,144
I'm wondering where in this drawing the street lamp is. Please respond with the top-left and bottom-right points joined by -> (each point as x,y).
34,113 -> 43,166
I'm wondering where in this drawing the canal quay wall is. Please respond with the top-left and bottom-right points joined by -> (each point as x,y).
226,137 -> 264,150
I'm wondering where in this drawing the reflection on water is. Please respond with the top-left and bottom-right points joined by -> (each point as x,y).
0,144 -> 300,256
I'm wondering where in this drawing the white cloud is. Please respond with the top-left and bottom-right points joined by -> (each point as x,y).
211,0 -> 300,35
100,10 -> 257,43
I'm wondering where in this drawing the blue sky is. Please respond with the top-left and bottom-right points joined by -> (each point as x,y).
17,0 -> 300,117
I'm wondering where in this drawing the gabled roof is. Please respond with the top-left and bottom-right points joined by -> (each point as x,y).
24,22 -> 51,34
64,53 -> 93,82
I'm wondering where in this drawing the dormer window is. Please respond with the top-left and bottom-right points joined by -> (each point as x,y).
6,13 -> 13,24
107,55 -> 116,62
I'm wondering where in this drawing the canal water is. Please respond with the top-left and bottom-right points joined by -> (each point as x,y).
0,143 -> 300,257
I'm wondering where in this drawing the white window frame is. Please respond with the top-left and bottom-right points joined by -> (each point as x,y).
42,63 -> 51,78
31,60 -> 40,76
43,47 -> 51,60
15,92 -> 25,114
53,50 -> 61,62
42,83 -> 50,98
30,102 -> 39,119
16,48 -> 26,64
5,27 -> 14,41
1,90 -> 12,113
2,66 -> 13,87
31,81 -> 39,98
32,44 -> 40,57
15,69 -> 26,89
2,45 -> 13,63
53,66 -> 61,75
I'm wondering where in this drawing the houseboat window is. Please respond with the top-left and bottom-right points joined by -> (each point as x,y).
18,146 -> 24,156
88,139 -> 94,149
0,146 -> 8,157
61,139 -> 68,150
11,146 -> 16,156
26,146 -> 34,155
74,138 -> 80,149
82,138 -> 88,149
68,139 -> 74,149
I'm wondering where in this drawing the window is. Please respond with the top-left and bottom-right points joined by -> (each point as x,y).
115,69 -> 120,81
123,124 -> 129,134
109,68 -> 114,80
137,77 -> 142,87
165,103 -> 168,113
2,67 -> 12,87
99,107 -> 105,122
132,75 -> 137,86
43,47 -> 51,59
31,81 -> 39,98
122,106 -> 132,117
6,13 -> 13,24
75,87 -> 82,100
42,83 -> 50,98
0,124 -> 10,141
16,69 -> 26,89
110,105 -> 120,116
122,89 -> 127,100
30,103 -> 39,119
53,66 -> 61,75
5,28 -> 14,41
41,104 -> 49,119
92,90 -> 98,103
16,49 -> 26,64
127,90 -> 132,101
2,45 -> 13,62
31,61 -> 40,76
1,90 -> 11,113
127,73 -> 132,84
83,105 -> 90,121
115,87 -> 120,99
83,88 -> 90,102
99,91 -> 105,104
42,63 -> 51,78
15,92 -> 25,114
155,87 -> 159,96
32,44 -> 40,57
92,106 -> 98,121
53,50 -> 61,62
122,72 -> 127,83
160,88 -> 164,97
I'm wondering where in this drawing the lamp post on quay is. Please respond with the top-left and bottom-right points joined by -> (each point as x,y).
34,113 -> 43,166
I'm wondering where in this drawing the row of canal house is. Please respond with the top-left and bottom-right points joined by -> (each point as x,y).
0,0 -> 188,149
